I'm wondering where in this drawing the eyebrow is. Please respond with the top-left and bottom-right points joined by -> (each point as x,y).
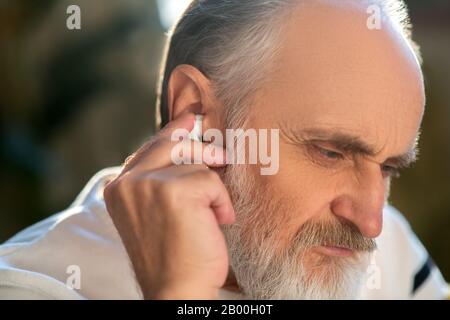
292,127 -> 419,168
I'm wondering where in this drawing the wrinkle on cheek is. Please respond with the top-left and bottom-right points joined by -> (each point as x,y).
331,167 -> 362,199
256,176 -> 308,249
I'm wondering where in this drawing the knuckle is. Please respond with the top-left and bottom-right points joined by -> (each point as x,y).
156,179 -> 178,197
157,180 -> 183,209
104,173 -> 130,200
103,179 -> 119,202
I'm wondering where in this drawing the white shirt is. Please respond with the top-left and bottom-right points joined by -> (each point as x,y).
0,167 -> 448,300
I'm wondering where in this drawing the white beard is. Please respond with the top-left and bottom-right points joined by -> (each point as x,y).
220,164 -> 373,300
224,228 -> 370,299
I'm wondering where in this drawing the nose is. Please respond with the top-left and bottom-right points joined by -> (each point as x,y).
331,165 -> 385,239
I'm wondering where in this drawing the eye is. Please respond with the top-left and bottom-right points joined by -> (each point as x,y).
304,143 -> 346,168
381,164 -> 401,178
316,146 -> 344,160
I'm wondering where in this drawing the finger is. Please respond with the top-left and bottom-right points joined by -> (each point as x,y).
122,113 -> 196,171
159,112 -> 196,138
183,170 -> 236,225
145,165 -> 235,225
174,139 -> 228,168
128,138 -> 228,173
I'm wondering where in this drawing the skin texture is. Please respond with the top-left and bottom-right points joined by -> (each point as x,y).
104,0 -> 425,299
248,0 -> 424,242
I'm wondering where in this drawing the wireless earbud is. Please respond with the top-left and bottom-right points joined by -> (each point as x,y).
188,114 -> 203,142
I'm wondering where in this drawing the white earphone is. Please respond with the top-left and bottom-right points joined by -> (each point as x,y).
188,114 -> 203,142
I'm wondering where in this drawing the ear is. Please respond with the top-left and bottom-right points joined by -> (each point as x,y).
167,64 -> 210,120
167,64 -> 218,121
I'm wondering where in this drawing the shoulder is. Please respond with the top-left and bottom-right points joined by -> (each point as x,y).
0,167 -> 142,300
0,267 -> 85,299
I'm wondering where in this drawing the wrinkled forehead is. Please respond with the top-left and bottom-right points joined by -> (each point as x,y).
257,0 -> 425,154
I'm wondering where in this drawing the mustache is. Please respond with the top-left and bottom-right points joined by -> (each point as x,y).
291,218 -> 377,253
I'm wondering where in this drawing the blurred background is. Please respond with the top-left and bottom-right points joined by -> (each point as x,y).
0,0 -> 449,281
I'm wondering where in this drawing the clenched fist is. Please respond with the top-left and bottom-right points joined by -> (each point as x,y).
103,113 -> 235,299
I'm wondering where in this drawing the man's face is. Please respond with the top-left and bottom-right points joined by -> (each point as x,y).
221,2 -> 425,299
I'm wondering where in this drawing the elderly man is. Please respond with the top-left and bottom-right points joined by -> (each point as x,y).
0,0 -> 448,299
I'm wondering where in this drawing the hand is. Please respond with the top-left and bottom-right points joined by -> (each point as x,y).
103,113 -> 235,299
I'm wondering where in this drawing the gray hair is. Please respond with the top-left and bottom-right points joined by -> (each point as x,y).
156,0 -> 421,129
